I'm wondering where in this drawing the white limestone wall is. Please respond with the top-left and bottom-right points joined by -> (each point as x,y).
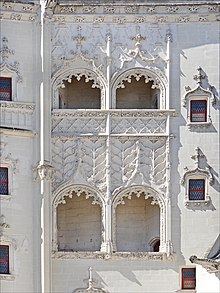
52,259 -> 180,293
51,16 -> 219,293
0,3 -> 41,293
196,266 -> 220,293
170,21 -> 220,263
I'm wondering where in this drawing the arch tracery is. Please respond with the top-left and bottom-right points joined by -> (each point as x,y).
112,185 -> 165,252
111,67 -> 167,109
52,184 -> 104,252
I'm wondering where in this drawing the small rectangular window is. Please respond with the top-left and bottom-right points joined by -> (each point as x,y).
0,245 -> 9,274
0,77 -> 12,101
189,179 -> 205,200
182,268 -> 196,290
0,167 -> 8,195
190,100 -> 207,122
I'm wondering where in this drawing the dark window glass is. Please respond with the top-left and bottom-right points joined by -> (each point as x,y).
0,245 -> 9,274
190,100 -> 207,122
189,179 -> 205,200
0,167 -> 8,195
0,77 -> 12,101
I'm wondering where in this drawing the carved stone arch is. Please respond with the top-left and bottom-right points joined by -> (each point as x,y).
52,184 -> 105,252
52,67 -> 106,109
112,185 -> 166,252
111,67 -> 167,109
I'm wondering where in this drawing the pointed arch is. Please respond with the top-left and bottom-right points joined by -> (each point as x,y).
112,185 -> 166,252
52,184 -> 105,252
111,67 -> 167,109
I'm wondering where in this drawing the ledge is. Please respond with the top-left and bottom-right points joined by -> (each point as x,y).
0,127 -> 37,137
0,274 -> 15,281
52,251 -> 175,261
0,194 -> 13,201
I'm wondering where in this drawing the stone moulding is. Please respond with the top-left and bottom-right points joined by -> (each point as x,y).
52,251 -> 174,261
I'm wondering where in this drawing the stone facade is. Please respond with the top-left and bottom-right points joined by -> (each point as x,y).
0,0 -> 219,292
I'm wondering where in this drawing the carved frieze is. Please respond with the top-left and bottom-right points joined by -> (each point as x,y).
50,3 -> 219,24
0,1 -> 40,22
0,102 -> 35,131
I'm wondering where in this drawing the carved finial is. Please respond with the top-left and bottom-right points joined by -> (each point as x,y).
72,26 -> 86,54
0,215 -> 10,229
165,30 -> 172,42
191,147 -> 204,168
88,267 -> 93,289
193,67 -> 205,86
131,33 -> 146,45
0,37 -> 14,62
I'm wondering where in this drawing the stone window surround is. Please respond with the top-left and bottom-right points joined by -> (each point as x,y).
181,168 -> 213,208
183,85 -> 214,129
175,266 -> 196,293
52,184 -> 172,258
0,235 -> 15,281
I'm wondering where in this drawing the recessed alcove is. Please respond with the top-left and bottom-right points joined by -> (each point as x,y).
57,192 -> 102,251
59,76 -> 101,109
116,76 -> 159,109
116,193 -> 160,252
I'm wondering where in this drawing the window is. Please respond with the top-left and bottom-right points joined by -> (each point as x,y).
152,239 -> 160,252
0,167 -> 8,195
0,77 -> 12,101
189,179 -> 205,201
190,100 -> 207,122
0,245 -> 9,274
182,268 -> 196,290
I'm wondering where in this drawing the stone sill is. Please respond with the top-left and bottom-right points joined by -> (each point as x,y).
0,194 -> 13,201
0,274 -> 15,281
187,122 -> 211,129
52,251 -> 174,261
175,290 -> 196,293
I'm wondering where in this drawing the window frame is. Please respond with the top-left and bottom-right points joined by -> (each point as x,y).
181,267 -> 196,290
0,77 -> 12,102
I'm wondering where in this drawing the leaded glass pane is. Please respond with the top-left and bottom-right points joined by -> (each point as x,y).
0,167 -> 8,195
0,77 -> 12,101
189,179 -> 205,200
0,245 -> 9,274
191,100 -> 207,122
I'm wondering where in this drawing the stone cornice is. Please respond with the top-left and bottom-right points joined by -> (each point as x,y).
0,1 -> 40,23
45,2 -> 220,24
